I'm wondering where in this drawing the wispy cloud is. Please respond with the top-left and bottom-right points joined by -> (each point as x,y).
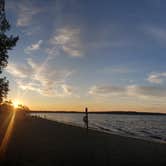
89,84 -> 166,98
126,85 -> 166,98
50,27 -> 83,57
144,26 -> 166,43
16,1 -> 42,27
45,47 -> 59,57
23,26 -> 42,36
6,59 -> 74,97
6,63 -> 32,78
61,84 -> 73,96
25,40 -> 43,54
7,0 -> 43,27
147,72 -> 166,84
89,85 -> 125,96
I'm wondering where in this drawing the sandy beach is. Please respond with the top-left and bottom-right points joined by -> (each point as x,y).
0,111 -> 12,145
0,111 -> 166,166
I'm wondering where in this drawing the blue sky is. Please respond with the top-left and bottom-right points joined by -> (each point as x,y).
4,0 -> 166,112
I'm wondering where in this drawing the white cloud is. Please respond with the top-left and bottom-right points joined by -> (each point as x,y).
61,84 -> 73,96
16,1 -> 42,27
25,40 -> 43,54
147,72 -> 166,84
50,27 -> 83,57
89,85 -> 125,96
6,59 -> 74,97
126,85 -> 166,98
89,84 -> 166,98
6,63 -> 32,78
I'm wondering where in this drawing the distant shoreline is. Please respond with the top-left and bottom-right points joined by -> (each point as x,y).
28,110 -> 166,116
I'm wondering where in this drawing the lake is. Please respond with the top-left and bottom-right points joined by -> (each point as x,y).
30,112 -> 166,143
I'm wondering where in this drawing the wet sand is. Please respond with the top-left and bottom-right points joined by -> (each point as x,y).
1,111 -> 166,166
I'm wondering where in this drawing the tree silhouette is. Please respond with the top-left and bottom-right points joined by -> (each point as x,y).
0,0 -> 18,103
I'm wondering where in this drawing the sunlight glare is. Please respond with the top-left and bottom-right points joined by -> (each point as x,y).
13,100 -> 21,108
0,111 -> 16,158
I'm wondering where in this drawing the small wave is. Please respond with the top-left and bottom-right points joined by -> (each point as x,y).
139,130 -> 164,141
97,126 -> 110,132
149,135 -> 162,140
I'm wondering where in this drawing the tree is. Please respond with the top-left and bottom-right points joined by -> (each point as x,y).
0,0 -> 19,103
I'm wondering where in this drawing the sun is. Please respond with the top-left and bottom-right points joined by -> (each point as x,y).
13,100 -> 21,108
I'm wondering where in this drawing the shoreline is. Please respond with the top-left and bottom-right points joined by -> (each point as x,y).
1,111 -> 166,165
29,110 -> 166,116
34,115 -> 166,145
30,113 -> 166,144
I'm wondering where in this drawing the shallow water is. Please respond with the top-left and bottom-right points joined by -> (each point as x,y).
30,113 -> 166,143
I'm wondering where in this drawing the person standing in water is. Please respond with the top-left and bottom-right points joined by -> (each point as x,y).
83,107 -> 88,133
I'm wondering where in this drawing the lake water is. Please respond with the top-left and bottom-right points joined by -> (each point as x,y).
30,113 -> 166,143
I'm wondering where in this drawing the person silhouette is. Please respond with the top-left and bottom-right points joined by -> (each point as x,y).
83,107 -> 88,133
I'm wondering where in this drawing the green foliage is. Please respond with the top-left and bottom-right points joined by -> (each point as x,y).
0,0 -> 19,103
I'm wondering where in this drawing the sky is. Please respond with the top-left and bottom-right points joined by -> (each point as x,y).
3,0 -> 166,112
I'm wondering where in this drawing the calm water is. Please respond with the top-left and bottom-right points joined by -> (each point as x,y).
30,113 -> 166,143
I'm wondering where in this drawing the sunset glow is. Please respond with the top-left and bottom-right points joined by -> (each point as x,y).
4,0 -> 166,113
13,100 -> 21,109
0,0 -> 166,165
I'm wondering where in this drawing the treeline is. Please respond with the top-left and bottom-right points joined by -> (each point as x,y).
0,100 -> 30,112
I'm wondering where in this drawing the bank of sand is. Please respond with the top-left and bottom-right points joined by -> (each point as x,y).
1,111 -> 166,166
